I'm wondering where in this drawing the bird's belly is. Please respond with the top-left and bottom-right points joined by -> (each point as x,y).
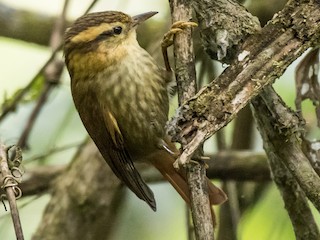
98,74 -> 168,158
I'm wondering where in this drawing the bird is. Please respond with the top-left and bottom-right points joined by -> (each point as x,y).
63,10 -> 227,211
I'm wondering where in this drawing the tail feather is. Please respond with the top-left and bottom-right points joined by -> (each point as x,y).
151,153 -> 191,204
148,150 -> 227,206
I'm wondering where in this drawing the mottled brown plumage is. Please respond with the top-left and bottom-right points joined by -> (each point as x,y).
64,11 -> 226,211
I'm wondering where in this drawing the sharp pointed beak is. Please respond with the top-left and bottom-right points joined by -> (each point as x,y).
132,11 -> 158,27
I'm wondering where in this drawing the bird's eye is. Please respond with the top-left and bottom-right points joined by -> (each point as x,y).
113,26 -> 122,35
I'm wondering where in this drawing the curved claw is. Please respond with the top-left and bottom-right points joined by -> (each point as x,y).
161,29 -> 183,48
162,21 -> 198,48
171,20 -> 198,29
161,21 -> 198,72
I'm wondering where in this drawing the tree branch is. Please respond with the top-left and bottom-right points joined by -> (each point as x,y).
18,150 -> 268,199
169,0 -> 216,238
251,86 -> 320,239
192,0 -> 261,63
0,3 -> 58,46
16,0 -> 69,148
19,165 -> 64,196
167,0 -> 320,166
32,141 -> 123,240
0,144 -> 24,240
0,1 -> 100,123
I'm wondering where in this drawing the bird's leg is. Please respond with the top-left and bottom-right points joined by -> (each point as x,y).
159,139 -> 180,158
162,143 -> 179,157
192,155 -> 210,168
161,21 -> 198,72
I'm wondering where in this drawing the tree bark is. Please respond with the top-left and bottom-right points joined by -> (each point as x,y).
167,0 -> 320,165
6,0 -> 319,239
251,86 -> 320,239
169,0 -> 216,238
32,140 -> 123,240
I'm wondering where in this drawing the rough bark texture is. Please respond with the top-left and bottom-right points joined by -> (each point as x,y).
252,86 -> 320,212
32,140 -> 123,240
0,144 -> 24,240
251,86 -> 320,239
166,1 -> 320,239
167,0 -> 320,165
192,0 -> 261,63
3,0 -> 320,239
169,0 -> 215,239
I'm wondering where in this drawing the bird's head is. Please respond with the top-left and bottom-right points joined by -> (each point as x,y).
64,11 -> 157,57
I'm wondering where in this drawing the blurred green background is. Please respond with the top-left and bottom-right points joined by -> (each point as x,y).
0,0 -> 319,239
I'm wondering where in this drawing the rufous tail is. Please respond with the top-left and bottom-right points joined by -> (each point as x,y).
148,148 -> 227,206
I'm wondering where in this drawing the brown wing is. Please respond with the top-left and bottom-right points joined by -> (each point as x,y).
75,94 -> 156,211
101,108 -> 157,211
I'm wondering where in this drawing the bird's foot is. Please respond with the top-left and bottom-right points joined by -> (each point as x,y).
173,154 -> 210,170
161,21 -> 198,49
161,21 -> 198,71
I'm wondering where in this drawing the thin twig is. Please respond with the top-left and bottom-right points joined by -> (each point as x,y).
0,144 -> 24,240
225,182 -> 240,234
11,150 -> 270,199
25,141 -> 83,163
169,0 -> 214,239
0,0 -> 100,124
83,0 -> 100,15
217,107 -> 254,239
17,0 -> 70,148
16,0 -> 102,148
0,51 -> 58,123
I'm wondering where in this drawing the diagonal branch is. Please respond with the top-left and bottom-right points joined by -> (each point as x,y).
16,0 -> 70,148
32,140 -> 123,240
17,150 -> 269,198
167,0 -> 320,165
251,86 -> 320,239
0,0 -> 100,124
